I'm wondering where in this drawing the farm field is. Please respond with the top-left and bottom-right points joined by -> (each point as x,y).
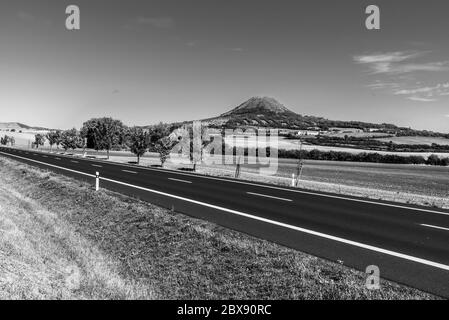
375,136 -> 449,146
223,135 -> 449,157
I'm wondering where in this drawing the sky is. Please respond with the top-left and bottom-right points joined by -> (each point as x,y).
0,0 -> 448,132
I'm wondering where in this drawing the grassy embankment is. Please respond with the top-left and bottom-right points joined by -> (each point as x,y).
0,156 -> 437,299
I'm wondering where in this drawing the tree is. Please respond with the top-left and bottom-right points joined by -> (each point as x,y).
149,123 -> 178,167
0,135 -> 9,145
426,154 -> 441,166
126,127 -> 150,164
154,136 -> 176,167
34,134 -> 45,149
46,130 -> 61,152
60,129 -> 83,151
81,117 -> 126,159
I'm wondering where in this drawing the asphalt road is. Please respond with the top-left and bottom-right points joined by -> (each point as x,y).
1,146 -> 449,298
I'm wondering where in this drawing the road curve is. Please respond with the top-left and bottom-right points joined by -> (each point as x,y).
1,146 -> 448,298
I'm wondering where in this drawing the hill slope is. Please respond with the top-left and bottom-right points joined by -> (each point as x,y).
202,97 -> 397,131
0,122 -> 51,131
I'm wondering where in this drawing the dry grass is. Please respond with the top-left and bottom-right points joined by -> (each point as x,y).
0,156 -> 438,299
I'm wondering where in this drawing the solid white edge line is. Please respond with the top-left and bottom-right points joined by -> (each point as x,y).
420,224 -> 449,232
0,151 -> 94,178
247,191 -> 292,202
2,149 -> 449,271
99,175 -> 449,271
168,178 -> 193,184
5,147 -> 448,216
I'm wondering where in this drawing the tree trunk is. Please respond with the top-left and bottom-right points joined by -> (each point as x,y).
137,155 -> 140,164
107,149 -> 110,160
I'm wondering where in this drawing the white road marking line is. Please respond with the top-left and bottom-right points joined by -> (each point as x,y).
0,151 -> 94,178
70,160 -> 79,163
42,155 -> 48,158
92,164 -> 102,168
3,148 -> 449,216
247,192 -> 292,202
98,175 -> 449,272
168,178 -> 192,184
3,150 -> 449,271
72,157 -> 449,217
55,157 -> 61,160
420,224 -> 449,232
122,169 -> 137,174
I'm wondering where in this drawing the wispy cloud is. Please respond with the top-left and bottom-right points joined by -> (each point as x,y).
355,50 -> 449,102
354,51 -> 449,75
135,17 -> 175,28
407,96 -> 438,102
394,83 -> 449,96
123,17 -> 175,30
366,81 -> 401,90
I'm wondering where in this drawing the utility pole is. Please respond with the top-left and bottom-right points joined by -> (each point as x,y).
235,156 -> 241,178
294,138 -> 304,187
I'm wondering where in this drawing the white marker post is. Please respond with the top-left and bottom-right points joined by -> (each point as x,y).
95,172 -> 100,191
291,174 -> 295,187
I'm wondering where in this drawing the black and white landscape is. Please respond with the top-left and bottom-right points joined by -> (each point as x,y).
0,0 -> 449,302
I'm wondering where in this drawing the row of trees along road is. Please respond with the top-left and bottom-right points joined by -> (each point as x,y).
35,118 -> 179,166
0,135 -> 15,146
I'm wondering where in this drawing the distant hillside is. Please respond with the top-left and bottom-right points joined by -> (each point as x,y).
0,122 -> 51,131
201,96 -> 398,131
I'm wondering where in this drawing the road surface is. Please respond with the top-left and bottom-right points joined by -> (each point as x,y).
1,146 -> 448,297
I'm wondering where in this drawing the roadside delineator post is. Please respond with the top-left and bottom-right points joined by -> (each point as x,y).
95,172 -> 100,191
291,174 -> 295,187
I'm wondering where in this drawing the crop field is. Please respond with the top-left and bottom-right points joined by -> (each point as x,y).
375,136 -> 449,146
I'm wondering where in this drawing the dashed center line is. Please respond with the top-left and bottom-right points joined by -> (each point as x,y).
92,164 -> 103,168
55,158 -> 61,160
122,169 -> 137,174
246,192 -> 293,202
420,224 -> 449,232
168,178 -> 192,184
42,155 -> 48,158
70,160 -> 79,163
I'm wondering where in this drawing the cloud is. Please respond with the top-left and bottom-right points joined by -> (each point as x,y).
123,17 -> 175,31
366,81 -> 400,90
407,96 -> 437,102
354,51 -> 422,64
354,51 -> 449,74
135,17 -> 175,29
394,83 -> 449,100
355,51 -> 449,102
